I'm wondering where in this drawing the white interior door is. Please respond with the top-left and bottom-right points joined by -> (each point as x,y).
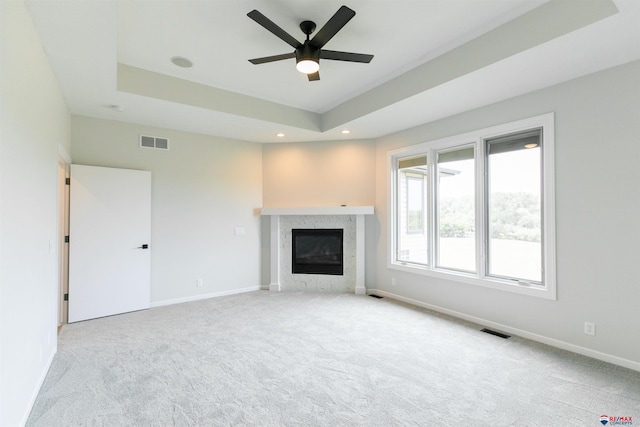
69,164 -> 151,323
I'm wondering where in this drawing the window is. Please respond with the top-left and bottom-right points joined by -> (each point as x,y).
486,130 -> 542,283
406,175 -> 425,234
436,146 -> 476,273
389,114 -> 556,299
396,156 -> 428,265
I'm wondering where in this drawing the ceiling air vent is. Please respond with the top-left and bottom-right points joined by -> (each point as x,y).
139,135 -> 169,150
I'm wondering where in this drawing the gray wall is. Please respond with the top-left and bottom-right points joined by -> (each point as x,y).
373,60 -> 640,367
71,116 -> 263,305
0,2 -> 71,425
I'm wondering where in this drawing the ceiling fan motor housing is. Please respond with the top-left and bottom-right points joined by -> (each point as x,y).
296,43 -> 320,63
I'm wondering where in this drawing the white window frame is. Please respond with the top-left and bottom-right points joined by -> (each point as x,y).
388,113 -> 556,300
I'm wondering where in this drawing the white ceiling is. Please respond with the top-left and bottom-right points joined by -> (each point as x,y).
25,0 -> 640,143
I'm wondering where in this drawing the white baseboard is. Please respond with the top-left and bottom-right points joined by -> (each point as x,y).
22,346 -> 56,426
369,289 -> 640,372
269,282 -> 281,292
151,286 -> 261,308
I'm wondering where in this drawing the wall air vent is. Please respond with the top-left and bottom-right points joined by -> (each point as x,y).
139,135 -> 169,150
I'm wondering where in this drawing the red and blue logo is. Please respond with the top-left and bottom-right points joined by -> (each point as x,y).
600,415 -> 633,426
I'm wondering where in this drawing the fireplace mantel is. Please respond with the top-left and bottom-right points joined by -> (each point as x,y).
261,206 -> 374,295
261,206 -> 374,216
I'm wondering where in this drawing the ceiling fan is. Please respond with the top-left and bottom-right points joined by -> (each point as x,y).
247,5 -> 374,81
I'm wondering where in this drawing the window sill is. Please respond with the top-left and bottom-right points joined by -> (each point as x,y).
389,261 -> 556,300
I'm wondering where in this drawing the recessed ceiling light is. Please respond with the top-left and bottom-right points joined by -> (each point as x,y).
171,56 -> 193,68
524,143 -> 539,149
276,133 -> 285,138
341,129 -> 351,134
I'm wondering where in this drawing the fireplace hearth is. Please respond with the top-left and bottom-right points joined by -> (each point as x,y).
292,229 -> 343,275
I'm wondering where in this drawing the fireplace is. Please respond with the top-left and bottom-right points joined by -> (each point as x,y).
292,229 -> 343,275
261,206 -> 374,294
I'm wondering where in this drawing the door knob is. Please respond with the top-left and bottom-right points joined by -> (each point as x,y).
137,244 -> 149,249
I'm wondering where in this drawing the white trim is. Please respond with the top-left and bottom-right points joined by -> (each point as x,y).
388,113 -> 556,300
58,144 -> 72,164
369,289 -> 640,373
268,283 -> 281,292
269,215 -> 281,291
261,206 -> 374,216
150,286 -> 261,308
389,262 -> 552,299
355,214 -> 366,295
21,346 -> 57,426
541,114 -> 557,299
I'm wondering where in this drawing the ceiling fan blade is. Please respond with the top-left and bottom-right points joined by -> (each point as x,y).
310,6 -> 355,49
320,50 -> 374,63
247,10 -> 301,49
248,52 -> 295,65
307,71 -> 320,81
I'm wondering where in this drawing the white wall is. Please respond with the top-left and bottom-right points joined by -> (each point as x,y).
373,60 -> 640,369
0,1 -> 71,425
70,116 -> 263,305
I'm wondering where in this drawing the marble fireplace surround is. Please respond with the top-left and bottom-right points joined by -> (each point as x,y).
261,206 -> 374,295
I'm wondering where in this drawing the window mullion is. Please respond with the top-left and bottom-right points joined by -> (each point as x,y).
476,137 -> 487,279
427,149 -> 438,269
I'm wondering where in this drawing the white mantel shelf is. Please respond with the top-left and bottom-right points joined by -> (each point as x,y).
261,206 -> 374,216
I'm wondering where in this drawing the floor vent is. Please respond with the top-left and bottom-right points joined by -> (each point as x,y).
369,294 -> 383,299
139,135 -> 169,150
481,328 -> 511,339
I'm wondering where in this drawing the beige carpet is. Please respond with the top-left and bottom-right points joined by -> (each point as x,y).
27,291 -> 639,426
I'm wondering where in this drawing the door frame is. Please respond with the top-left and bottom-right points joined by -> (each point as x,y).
57,146 -> 71,327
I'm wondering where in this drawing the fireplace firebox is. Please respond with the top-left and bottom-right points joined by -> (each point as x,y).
292,229 -> 343,275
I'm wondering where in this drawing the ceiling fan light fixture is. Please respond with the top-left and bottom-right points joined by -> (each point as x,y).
295,44 -> 320,74
296,59 -> 319,74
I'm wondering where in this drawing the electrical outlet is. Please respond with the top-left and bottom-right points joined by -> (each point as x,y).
584,321 -> 596,336
391,278 -> 397,286
234,227 -> 245,236
196,278 -> 203,288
